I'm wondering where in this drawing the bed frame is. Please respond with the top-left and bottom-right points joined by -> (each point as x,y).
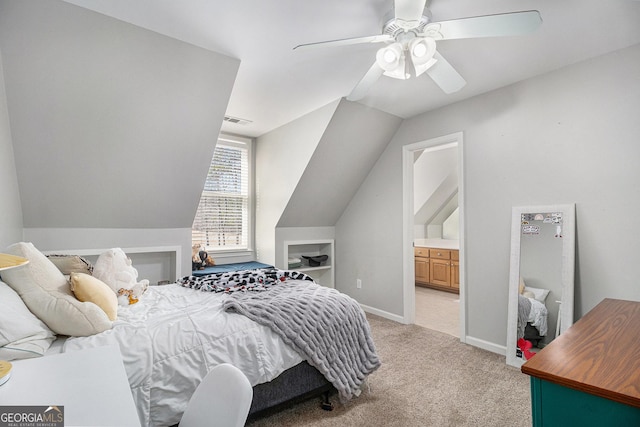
248,361 -> 335,418
168,362 -> 334,426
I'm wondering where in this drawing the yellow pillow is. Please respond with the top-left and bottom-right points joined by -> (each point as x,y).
69,272 -> 118,321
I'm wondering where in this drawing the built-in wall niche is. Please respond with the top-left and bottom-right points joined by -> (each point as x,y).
43,246 -> 182,285
283,239 -> 334,288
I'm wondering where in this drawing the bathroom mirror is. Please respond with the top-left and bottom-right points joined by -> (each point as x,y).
506,204 -> 575,368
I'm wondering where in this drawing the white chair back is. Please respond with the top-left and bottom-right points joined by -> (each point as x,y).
179,363 -> 253,427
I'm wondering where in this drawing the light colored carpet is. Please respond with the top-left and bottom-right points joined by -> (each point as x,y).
414,286 -> 459,337
247,314 -> 531,427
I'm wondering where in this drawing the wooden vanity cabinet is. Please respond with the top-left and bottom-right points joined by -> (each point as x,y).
415,246 -> 459,293
429,249 -> 451,287
451,250 -> 460,290
414,247 -> 430,285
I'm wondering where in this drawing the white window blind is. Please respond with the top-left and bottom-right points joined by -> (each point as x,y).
192,138 -> 249,251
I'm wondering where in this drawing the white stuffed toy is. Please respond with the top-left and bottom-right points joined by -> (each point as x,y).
93,248 -> 149,306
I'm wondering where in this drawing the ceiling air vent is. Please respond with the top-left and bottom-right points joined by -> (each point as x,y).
223,115 -> 253,125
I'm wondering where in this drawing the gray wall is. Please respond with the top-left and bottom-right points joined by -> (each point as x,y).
278,100 -> 402,227
0,49 -> 22,249
0,0 -> 238,229
0,0 -> 238,274
257,98 -> 401,272
255,100 -> 339,265
337,43 -> 640,348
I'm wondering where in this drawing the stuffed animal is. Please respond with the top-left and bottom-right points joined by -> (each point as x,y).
205,254 -> 215,267
116,282 -> 147,305
191,244 -> 201,260
192,244 -> 204,270
93,248 -> 149,306
191,244 -> 215,270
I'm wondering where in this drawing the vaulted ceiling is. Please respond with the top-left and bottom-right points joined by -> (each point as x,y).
63,0 -> 640,137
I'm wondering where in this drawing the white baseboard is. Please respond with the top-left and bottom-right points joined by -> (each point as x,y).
361,304 -> 507,357
464,336 -> 506,356
360,304 -> 405,324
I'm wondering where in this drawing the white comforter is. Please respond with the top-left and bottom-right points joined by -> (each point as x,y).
62,283 -> 303,427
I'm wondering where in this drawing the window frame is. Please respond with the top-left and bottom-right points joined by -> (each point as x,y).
192,134 -> 255,257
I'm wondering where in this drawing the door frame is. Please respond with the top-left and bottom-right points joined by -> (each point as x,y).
401,131 -> 467,343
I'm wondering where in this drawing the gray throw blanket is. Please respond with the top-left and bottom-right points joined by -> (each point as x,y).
222,281 -> 381,401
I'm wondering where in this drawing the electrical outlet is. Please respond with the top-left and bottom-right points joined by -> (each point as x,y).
356,279 -> 362,289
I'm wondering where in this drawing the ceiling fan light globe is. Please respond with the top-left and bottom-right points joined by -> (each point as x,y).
409,37 -> 436,63
383,50 -> 398,63
376,45 -> 408,80
376,43 -> 404,72
412,42 -> 428,58
409,37 -> 437,76
383,56 -> 408,80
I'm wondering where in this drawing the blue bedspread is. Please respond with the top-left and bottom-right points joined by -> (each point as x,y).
191,261 -> 273,276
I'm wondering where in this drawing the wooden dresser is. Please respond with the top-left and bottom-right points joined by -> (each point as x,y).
521,298 -> 640,426
414,246 -> 459,293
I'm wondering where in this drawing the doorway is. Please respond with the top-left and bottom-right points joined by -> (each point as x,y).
402,132 -> 466,342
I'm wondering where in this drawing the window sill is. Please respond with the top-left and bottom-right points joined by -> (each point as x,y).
207,249 -> 255,260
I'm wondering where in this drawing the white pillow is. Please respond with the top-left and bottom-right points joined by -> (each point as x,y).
1,242 -> 112,337
0,280 -> 56,360
47,254 -> 93,275
524,286 -> 550,303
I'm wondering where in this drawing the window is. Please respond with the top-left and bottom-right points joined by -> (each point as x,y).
192,135 -> 253,252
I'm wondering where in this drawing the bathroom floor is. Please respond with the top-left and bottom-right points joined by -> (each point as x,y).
415,286 -> 459,337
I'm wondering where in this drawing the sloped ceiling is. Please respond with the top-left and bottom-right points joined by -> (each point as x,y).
0,0 -> 239,228
61,0 -> 640,138
415,172 -> 457,226
413,145 -> 457,225
277,99 -> 402,227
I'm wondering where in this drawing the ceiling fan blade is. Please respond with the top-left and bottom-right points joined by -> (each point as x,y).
422,10 -> 542,40
394,0 -> 428,27
425,51 -> 466,94
347,62 -> 384,101
293,34 -> 393,50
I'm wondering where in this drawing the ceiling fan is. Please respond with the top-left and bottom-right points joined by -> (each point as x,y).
293,0 -> 542,101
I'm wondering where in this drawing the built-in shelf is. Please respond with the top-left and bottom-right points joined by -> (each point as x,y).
283,239 -> 334,288
297,265 -> 331,273
42,246 -> 182,284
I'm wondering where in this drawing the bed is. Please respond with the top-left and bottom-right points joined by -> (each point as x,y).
517,289 -> 549,347
0,243 -> 381,427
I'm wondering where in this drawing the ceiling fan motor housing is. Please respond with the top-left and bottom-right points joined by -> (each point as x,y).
382,7 -> 432,38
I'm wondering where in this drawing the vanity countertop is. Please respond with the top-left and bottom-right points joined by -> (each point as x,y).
414,239 -> 459,250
